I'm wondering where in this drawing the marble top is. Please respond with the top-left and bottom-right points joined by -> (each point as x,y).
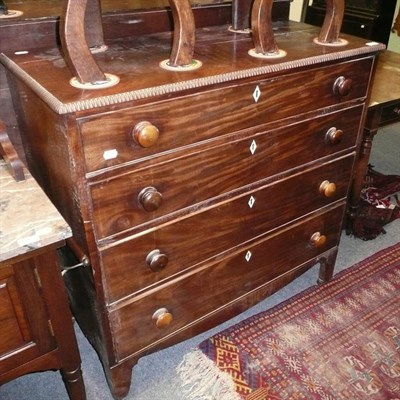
0,160 -> 72,262
369,50 -> 400,107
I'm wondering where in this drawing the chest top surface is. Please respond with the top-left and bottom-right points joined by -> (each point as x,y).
0,21 -> 385,115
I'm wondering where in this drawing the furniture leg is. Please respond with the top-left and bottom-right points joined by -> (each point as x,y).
317,249 -> 338,283
251,0 -> 279,55
106,361 -> 135,400
84,0 -> 105,50
60,0 -> 106,84
0,120 -> 25,181
0,0 -> 8,15
35,251 -> 86,400
61,366 -> 87,400
167,0 -> 195,67
346,108 -> 381,235
231,0 -> 252,31
317,0 -> 344,44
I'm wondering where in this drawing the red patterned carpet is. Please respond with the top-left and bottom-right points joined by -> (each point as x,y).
178,243 -> 400,400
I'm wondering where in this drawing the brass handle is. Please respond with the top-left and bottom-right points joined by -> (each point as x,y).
152,308 -> 173,329
146,249 -> 169,272
325,127 -> 343,145
333,76 -> 352,96
132,121 -> 159,148
310,232 -> 327,248
138,187 -> 163,212
319,180 -> 337,197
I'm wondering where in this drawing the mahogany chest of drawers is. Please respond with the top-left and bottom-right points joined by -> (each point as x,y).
1,20 -> 383,398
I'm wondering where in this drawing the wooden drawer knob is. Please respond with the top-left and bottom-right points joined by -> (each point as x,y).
333,76 -> 353,96
132,121 -> 159,148
146,249 -> 169,272
319,180 -> 337,197
152,308 -> 173,328
310,232 -> 327,248
325,127 -> 343,145
138,187 -> 163,211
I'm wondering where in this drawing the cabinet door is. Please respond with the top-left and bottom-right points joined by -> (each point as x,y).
0,259 -> 55,377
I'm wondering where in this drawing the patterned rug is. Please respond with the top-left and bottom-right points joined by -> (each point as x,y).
178,243 -> 400,400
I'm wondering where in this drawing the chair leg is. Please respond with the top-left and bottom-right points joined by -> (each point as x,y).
60,0 -> 106,85
316,0 -> 345,45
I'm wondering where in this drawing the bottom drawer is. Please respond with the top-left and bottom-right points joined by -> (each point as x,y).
109,204 -> 346,361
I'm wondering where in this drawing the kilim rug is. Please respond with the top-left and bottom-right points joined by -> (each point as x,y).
178,242 -> 400,400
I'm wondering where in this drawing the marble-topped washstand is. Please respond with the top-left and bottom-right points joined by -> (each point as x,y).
0,159 -> 72,262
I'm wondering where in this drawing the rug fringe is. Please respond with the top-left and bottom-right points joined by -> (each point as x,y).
177,348 -> 241,400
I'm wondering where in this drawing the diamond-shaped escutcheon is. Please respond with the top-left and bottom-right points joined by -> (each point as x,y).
245,251 -> 252,262
253,85 -> 261,102
248,196 -> 255,208
250,140 -> 257,155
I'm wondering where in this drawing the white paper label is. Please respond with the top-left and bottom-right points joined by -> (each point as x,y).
103,149 -> 118,160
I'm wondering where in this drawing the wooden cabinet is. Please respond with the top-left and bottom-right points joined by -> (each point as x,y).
305,0 -> 397,45
0,257 -> 55,374
346,51 -> 400,235
0,160 -> 86,400
1,17 -> 383,399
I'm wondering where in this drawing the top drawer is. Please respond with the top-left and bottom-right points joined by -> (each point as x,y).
79,58 -> 373,173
